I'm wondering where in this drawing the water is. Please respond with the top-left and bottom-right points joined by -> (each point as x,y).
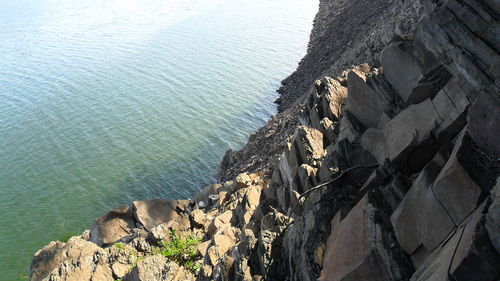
0,0 -> 318,279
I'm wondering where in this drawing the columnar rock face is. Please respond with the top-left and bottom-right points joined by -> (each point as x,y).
30,0 -> 499,280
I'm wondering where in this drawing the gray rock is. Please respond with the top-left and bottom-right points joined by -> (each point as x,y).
383,98 -> 440,172
486,177 -> 500,255
319,193 -> 412,281
381,40 -> 450,105
360,128 -> 386,164
345,69 -> 385,128
410,201 -> 500,281
391,130 -> 486,268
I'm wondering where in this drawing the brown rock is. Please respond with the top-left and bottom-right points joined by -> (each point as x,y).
193,184 -> 221,206
90,205 -> 135,246
124,255 -> 193,281
207,210 -> 233,235
132,199 -> 187,231
30,237 -> 101,281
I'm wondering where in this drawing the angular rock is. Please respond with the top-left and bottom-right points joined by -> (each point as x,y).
319,117 -> 335,147
132,199 -> 187,231
467,92 -> 500,157
346,69 -> 385,128
391,153 -> 455,263
193,184 -> 221,206
30,237 -> 101,281
283,165 -> 376,281
383,98 -> 440,172
360,128 -> 386,164
316,77 -> 348,122
486,177 -> 500,254
381,40 -> 450,105
410,202 -> 500,281
125,255 -> 193,281
90,205 -> 135,246
391,130 -> 485,267
319,193 -> 413,281
293,126 -> 325,165
207,210 -> 233,236
41,252 -> 113,281
297,164 -> 318,193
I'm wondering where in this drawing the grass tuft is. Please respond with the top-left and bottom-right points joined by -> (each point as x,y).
157,230 -> 202,274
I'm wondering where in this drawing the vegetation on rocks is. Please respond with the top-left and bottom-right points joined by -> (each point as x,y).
154,231 -> 202,274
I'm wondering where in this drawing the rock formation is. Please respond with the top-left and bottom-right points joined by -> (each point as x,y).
30,0 -> 499,280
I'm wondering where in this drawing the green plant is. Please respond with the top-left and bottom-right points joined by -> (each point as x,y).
157,230 -> 202,274
113,242 -> 126,250
55,222 -> 77,243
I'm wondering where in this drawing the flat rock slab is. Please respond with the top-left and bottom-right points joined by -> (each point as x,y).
90,205 -> 135,246
132,199 -> 188,231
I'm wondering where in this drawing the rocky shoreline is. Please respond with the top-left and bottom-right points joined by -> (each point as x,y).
30,0 -> 500,280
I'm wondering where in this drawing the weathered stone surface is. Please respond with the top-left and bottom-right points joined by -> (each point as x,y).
149,214 -> 192,242
293,126 -> 325,165
235,173 -> 254,190
360,128 -> 386,164
207,210 -> 233,236
112,262 -> 131,279
486,177 -> 500,254
319,193 -> 412,281
319,117 -> 335,147
90,205 -> 135,246
30,237 -> 101,281
124,255 -> 193,281
410,202 -> 500,281
383,98 -> 440,172
132,199 -> 187,231
193,184 -> 221,206
317,77 -> 348,122
297,164 -> 318,193
416,0 -> 499,104
41,252 -> 113,281
391,153 -> 455,261
467,92 -> 500,157
381,40 -> 450,105
431,131 -> 483,224
391,130 -> 486,269
283,164 -> 376,281
345,69 -> 385,128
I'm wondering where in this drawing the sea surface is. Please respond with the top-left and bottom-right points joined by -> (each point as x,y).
0,0 -> 318,279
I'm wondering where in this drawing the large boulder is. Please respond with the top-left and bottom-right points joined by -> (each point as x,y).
467,92 -> 500,158
345,69 -> 385,129
391,130 -> 486,268
383,98 -> 440,172
410,201 -> 500,281
90,205 -> 135,246
30,237 -> 104,281
132,199 -> 188,231
283,165 -> 376,281
381,40 -> 450,105
319,193 -> 413,281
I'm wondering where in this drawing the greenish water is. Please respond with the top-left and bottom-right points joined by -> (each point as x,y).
0,0 -> 318,279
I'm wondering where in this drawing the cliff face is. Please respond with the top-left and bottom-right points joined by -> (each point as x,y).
30,0 -> 500,281
218,0 -> 423,182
